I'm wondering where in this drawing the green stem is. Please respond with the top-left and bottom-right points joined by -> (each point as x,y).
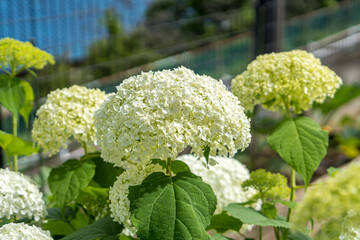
281,95 -> 291,118
12,115 -> 18,172
166,158 -> 172,178
259,226 -> 263,240
283,168 -> 296,239
82,142 -> 88,155
10,63 -> 16,77
274,227 -> 280,240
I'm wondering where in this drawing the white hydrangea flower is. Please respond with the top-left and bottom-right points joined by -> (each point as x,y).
32,85 -> 108,156
176,154 -> 260,232
94,66 -> 251,167
340,211 -> 360,240
0,168 -> 46,221
0,223 -> 52,240
109,163 -> 166,236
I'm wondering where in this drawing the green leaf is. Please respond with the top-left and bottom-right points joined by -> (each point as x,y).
43,220 -> 75,236
129,172 -> 217,240
273,200 -> 297,209
119,236 -> 137,240
314,84 -> 360,115
288,231 -> 312,240
151,159 -> 191,174
327,166 -> 340,177
48,159 -> 96,207
0,130 -> 38,156
207,212 -> 242,233
210,234 -> 233,240
267,116 -> 328,186
18,80 -> 34,127
0,76 -> 24,120
224,204 -> 290,228
261,203 -> 277,219
204,146 -> 210,165
82,152 -> 123,188
69,209 -> 90,231
76,186 -> 109,217
61,216 -> 124,240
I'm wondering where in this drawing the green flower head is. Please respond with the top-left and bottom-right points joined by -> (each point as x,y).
292,164 -> 360,235
242,169 -> 290,202
0,37 -> 54,75
231,50 -> 342,114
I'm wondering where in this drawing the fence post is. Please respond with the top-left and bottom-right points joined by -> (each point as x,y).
254,0 -> 285,55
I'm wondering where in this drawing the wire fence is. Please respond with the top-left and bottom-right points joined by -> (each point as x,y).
0,0 -> 153,59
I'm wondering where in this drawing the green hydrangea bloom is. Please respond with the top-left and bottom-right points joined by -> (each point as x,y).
0,37 -> 54,75
242,169 -> 290,202
32,85 -> 108,156
292,164 -> 360,235
231,50 -> 342,114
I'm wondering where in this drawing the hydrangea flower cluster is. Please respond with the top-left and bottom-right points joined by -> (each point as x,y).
0,168 -> 46,221
95,66 -> 251,167
242,169 -> 290,202
32,85 -> 108,156
176,154 -> 258,213
339,212 -> 360,240
109,163 -> 166,236
0,223 -> 52,240
231,50 -> 342,114
292,164 -> 360,232
0,37 -> 54,74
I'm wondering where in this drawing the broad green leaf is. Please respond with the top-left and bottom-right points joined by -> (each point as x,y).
18,80 -> 34,126
224,204 -> 290,228
314,84 -> 360,115
76,186 -> 109,217
267,116 -> 328,186
48,159 -> 96,207
207,212 -> 242,233
151,159 -> 191,174
0,76 -> 24,120
210,234 -> 233,240
69,209 -> 90,231
261,203 -> 277,219
129,172 -> 217,240
82,152 -> 123,188
273,200 -> 297,209
61,216 -> 124,240
43,220 -> 74,236
0,130 -> 38,156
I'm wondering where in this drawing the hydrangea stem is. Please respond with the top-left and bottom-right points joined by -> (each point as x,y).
82,142 -> 88,155
12,115 -> 18,172
259,226 -> 263,240
283,168 -> 296,239
166,158 -> 172,178
287,168 -> 296,220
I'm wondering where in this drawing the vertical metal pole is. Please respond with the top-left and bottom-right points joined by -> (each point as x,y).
254,0 -> 284,55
